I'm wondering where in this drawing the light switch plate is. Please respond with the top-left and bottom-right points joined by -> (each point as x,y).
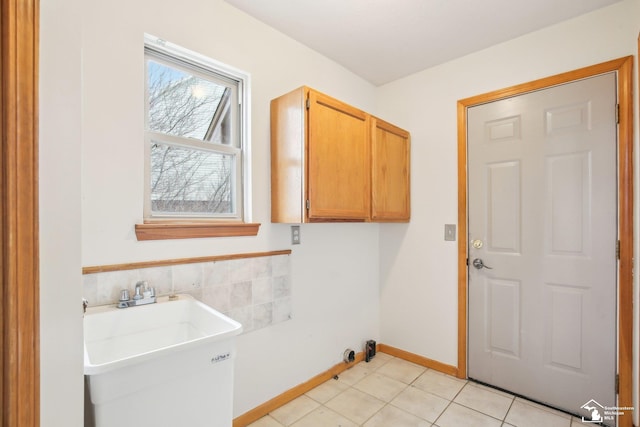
444,224 -> 456,241
291,225 -> 301,245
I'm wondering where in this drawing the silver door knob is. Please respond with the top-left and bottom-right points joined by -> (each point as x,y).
472,258 -> 492,270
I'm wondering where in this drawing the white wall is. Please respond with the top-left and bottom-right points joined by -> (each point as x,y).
79,0 -> 377,268
377,0 -> 640,418
40,0 -> 640,425
40,0 -> 84,425
41,0 -> 381,422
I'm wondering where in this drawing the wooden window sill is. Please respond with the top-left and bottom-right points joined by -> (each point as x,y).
135,222 -> 261,240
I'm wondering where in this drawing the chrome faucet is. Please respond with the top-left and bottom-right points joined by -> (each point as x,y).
134,281 -> 145,300
117,281 -> 156,308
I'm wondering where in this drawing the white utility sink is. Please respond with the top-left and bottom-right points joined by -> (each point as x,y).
84,294 -> 242,374
84,294 -> 242,427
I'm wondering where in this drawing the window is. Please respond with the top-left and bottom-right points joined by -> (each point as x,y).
137,35 -> 258,240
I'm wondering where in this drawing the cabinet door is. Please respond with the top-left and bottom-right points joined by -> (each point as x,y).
371,118 -> 410,221
307,90 -> 370,220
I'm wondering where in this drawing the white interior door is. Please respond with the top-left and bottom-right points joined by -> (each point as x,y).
467,73 -> 618,422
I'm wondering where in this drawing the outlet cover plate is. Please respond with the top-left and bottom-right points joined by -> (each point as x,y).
291,225 -> 301,245
444,224 -> 456,241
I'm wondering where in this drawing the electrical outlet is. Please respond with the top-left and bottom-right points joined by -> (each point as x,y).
444,224 -> 456,241
365,340 -> 376,362
291,225 -> 301,245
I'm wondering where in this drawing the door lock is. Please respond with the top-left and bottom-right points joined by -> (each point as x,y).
472,239 -> 484,249
472,258 -> 492,270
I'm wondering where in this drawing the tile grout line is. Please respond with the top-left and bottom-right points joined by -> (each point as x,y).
345,355 -> 425,426
451,382 -> 517,425
356,379 -> 410,426
351,355 -> 405,426
257,356 -> 578,427
431,377 -> 469,427
351,358 -> 467,427
500,394 -> 517,427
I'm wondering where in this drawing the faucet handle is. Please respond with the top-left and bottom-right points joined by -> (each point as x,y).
120,289 -> 130,302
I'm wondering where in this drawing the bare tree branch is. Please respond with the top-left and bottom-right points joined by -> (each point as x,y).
147,61 -> 234,215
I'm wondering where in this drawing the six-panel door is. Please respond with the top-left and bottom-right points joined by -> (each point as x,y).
467,73 -> 617,421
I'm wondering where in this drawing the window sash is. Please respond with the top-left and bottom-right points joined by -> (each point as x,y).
145,53 -> 240,147
144,132 -> 243,220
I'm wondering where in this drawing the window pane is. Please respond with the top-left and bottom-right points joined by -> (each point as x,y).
150,141 -> 235,215
147,59 -> 234,145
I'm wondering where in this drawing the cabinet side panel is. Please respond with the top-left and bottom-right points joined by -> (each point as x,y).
270,88 -> 305,223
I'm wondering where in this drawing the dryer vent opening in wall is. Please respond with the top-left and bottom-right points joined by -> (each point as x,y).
343,349 -> 355,363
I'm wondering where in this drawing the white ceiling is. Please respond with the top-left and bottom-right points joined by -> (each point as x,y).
224,0 -> 622,86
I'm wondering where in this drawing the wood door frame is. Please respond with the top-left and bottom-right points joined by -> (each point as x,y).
457,56 -> 634,426
1,0 -> 40,426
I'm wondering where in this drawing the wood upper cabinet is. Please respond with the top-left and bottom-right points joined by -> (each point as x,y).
270,86 -> 410,223
371,117 -> 411,221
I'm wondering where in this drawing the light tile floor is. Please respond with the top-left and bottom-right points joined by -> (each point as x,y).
247,353 -> 588,427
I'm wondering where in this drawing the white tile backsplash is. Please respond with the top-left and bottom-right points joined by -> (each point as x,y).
96,269 -> 141,303
253,256 -> 272,279
143,265 -> 173,296
273,297 -> 293,323
230,281 -> 253,308
272,255 -> 289,277
273,276 -> 291,299
253,302 -> 273,330
228,258 -> 253,283
82,254 -> 292,334
252,277 -> 273,305
202,283 -> 232,312
228,306 -> 254,332
171,263 -> 204,294
203,260 -> 229,287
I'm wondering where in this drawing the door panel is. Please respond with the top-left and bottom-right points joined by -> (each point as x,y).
545,284 -> 585,371
468,73 -> 617,422
486,278 -> 521,358
486,161 -> 521,253
546,152 -> 590,255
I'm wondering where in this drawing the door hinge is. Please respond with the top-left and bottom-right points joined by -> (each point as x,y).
306,199 -> 310,210
306,98 -> 310,109
616,103 -> 620,124
615,374 -> 619,394
616,240 -> 621,260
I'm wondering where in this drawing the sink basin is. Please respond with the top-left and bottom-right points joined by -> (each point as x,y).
84,294 -> 242,375
84,294 -> 242,427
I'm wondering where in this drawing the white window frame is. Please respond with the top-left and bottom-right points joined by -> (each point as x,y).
143,34 -> 252,223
